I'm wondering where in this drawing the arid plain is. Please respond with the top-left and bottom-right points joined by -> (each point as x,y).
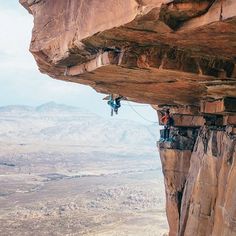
0,104 -> 168,236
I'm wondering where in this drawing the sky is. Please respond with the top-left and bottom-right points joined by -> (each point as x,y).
0,1 -> 158,124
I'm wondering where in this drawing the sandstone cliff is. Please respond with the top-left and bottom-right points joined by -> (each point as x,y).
20,0 -> 236,235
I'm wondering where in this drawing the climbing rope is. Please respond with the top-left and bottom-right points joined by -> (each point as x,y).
105,94 -> 158,123
126,101 -> 158,124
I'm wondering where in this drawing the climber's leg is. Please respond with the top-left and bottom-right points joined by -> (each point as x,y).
164,127 -> 167,140
166,128 -> 170,140
164,126 -> 170,140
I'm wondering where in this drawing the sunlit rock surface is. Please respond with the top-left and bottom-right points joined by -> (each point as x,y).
20,0 -> 236,235
179,126 -> 236,236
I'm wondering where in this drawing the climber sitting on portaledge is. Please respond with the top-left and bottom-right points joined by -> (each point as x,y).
160,109 -> 174,141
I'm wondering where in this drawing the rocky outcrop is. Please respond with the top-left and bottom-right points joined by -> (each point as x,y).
19,0 -> 236,105
158,124 -> 236,235
179,126 -> 236,236
156,104 -> 236,235
20,0 -> 236,235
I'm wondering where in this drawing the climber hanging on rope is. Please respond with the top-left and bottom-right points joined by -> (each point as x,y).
107,94 -> 123,116
160,109 -> 174,141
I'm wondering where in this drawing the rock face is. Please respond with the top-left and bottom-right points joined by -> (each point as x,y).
180,127 -> 236,236
158,124 -> 236,236
20,0 -> 236,235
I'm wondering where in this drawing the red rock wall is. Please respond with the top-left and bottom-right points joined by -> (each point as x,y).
159,123 -> 236,236
160,148 -> 192,236
180,127 -> 236,236
19,0 -> 236,106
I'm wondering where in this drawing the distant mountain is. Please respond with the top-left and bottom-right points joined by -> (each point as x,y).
0,105 -> 34,113
35,102 -> 88,113
0,102 -> 90,114
0,102 -> 159,148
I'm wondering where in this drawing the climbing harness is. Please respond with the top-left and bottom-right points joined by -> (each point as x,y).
126,101 -> 158,124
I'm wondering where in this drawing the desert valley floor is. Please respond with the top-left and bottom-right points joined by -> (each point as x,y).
0,104 -> 168,236
0,144 -> 167,236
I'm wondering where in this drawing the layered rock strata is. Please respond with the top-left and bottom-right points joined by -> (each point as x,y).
157,107 -> 236,235
20,0 -> 236,235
